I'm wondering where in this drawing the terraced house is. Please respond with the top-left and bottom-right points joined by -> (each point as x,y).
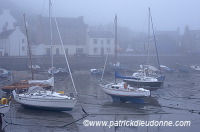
0,9 -> 115,57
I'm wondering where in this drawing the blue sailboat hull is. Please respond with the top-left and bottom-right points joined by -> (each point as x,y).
124,79 -> 164,90
115,72 -> 165,90
106,94 -> 146,103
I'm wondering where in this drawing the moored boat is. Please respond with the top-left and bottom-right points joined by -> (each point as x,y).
99,15 -> 150,103
13,86 -> 76,111
1,78 -> 52,93
0,68 -> 10,78
100,82 -> 150,103
12,0 -> 78,112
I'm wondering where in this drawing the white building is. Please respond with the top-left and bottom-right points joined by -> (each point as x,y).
0,9 -> 27,56
31,44 -> 86,56
31,44 -> 46,56
87,30 -> 115,56
32,30 -> 115,56
0,27 -> 27,56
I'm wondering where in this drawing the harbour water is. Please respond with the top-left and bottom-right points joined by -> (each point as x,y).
1,68 -> 200,132
1,55 -> 200,132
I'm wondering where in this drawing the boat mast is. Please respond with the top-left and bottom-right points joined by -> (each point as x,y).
23,13 -> 34,80
49,0 -> 54,90
149,8 -> 161,74
114,15 -> 117,84
146,7 -> 151,76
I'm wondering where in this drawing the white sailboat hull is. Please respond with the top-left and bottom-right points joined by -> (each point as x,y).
13,90 -> 77,111
100,83 -> 150,98
100,82 -> 150,103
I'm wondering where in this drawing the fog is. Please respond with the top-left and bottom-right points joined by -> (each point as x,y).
2,0 -> 200,32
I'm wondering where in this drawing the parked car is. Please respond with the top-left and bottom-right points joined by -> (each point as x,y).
74,53 -> 88,57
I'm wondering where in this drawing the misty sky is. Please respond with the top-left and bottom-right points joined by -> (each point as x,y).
9,0 -> 200,33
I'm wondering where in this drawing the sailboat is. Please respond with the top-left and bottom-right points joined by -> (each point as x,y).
123,8 -> 165,90
99,15 -> 150,103
190,65 -> 200,72
48,67 -> 69,76
123,64 -> 165,89
0,68 -> 10,78
12,0 -> 77,111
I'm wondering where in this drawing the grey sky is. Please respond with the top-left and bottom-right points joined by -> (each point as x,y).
10,0 -> 200,32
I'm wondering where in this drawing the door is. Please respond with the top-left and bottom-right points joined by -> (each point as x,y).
101,47 -> 104,56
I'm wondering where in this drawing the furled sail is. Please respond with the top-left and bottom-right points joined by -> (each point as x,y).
28,77 -> 54,86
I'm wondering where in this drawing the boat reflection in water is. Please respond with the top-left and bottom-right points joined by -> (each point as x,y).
5,105 -> 78,132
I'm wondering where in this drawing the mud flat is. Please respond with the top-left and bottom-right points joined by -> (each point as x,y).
1,68 -> 200,131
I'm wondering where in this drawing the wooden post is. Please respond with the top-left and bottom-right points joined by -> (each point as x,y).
0,114 -> 2,127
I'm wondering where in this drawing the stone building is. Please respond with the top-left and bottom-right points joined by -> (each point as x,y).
34,15 -> 88,56
181,25 -> 200,54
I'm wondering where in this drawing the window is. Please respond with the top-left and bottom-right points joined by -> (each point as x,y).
93,39 -> 98,44
106,39 -> 110,44
22,47 -> 25,51
47,48 -> 51,55
22,39 -> 25,43
106,48 -> 111,53
93,48 -> 98,53
101,40 -> 104,44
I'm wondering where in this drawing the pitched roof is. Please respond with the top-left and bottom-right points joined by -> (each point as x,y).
88,31 -> 114,38
38,15 -> 87,27
188,30 -> 200,35
0,29 -> 15,39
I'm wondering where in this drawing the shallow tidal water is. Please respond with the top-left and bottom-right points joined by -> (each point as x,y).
1,69 -> 200,132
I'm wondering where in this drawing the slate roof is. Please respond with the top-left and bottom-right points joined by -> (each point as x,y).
188,30 -> 200,36
0,29 -> 14,39
38,16 -> 87,27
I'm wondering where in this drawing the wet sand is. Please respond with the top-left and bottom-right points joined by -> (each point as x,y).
1,69 -> 200,132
